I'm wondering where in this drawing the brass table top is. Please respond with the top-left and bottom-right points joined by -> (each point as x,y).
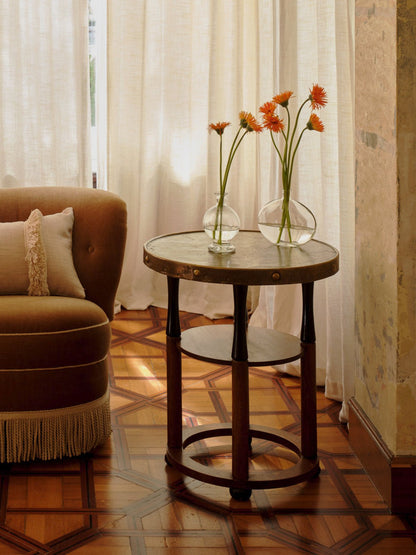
143,230 -> 339,285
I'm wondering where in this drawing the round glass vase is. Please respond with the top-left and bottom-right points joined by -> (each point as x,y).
258,197 -> 316,247
203,193 -> 240,253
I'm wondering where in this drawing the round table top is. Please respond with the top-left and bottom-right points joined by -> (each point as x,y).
143,230 -> 339,285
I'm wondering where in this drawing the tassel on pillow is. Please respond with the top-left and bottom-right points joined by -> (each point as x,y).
24,208 -> 50,296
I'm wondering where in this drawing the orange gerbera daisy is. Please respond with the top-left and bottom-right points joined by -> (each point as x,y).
309,84 -> 327,110
259,101 -> 277,115
209,121 -> 231,135
307,113 -> 325,132
262,112 -> 284,133
273,91 -> 293,107
239,111 -> 263,133
256,84 -> 327,245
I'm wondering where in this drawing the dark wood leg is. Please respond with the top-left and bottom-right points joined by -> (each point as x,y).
166,277 -> 182,452
301,282 -> 317,460
230,284 -> 251,500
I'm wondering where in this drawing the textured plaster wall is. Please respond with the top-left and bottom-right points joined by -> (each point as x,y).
396,0 -> 416,454
355,0 -> 416,456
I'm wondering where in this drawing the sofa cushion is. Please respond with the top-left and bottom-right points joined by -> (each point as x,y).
0,296 -> 111,411
0,207 -> 85,298
0,296 -> 110,368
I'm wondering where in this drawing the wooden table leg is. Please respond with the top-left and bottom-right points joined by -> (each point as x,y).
301,282 -> 318,462
166,276 -> 182,453
230,284 -> 251,500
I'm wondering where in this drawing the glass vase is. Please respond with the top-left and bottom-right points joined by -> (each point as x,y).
203,193 -> 240,253
258,197 -> 316,247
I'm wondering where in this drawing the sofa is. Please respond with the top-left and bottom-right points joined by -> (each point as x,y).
0,186 -> 127,463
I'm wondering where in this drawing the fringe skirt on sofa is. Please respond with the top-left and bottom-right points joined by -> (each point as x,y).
0,389 -> 111,463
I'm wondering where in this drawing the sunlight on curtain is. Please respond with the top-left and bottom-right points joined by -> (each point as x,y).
104,0 -> 355,418
106,0 -> 262,314
0,0 -> 91,188
250,1 -> 355,421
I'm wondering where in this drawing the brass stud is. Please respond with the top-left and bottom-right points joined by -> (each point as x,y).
193,269 -> 200,276
272,272 -> 280,281
144,255 -> 149,262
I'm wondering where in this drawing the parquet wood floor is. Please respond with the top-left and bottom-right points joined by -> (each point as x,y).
0,307 -> 415,554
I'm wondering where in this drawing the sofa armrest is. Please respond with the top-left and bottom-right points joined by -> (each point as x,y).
0,186 -> 127,320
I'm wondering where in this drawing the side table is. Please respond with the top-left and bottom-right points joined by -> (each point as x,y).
143,231 -> 339,500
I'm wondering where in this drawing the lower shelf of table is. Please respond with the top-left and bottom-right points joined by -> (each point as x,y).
165,423 -> 319,491
180,325 -> 302,366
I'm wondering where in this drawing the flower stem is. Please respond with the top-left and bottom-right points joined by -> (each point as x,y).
288,127 -> 307,185
276,99 -> 308,244
213,126 -> 247,243
221,128 -> 247,195
270,130 -> 284,166
277,191 -> 292,244
283,106 -> 291,169
287,98 -> 308,164
219,134 -> 223,193
214,194 -> 224,243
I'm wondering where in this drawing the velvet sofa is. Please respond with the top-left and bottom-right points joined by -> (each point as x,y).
0,186 -> 127,462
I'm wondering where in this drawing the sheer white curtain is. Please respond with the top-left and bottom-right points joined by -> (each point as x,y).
250,1 -> 355,421
106,0 -> 262,316
104,0 -> 355,416
0,0 -> 91,188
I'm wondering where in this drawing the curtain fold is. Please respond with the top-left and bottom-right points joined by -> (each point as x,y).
105,0 -> 355,415
251,0 -> 355,421
0,0 -> 91,188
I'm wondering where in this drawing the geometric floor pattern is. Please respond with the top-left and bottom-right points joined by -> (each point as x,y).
0,306 -> 415,554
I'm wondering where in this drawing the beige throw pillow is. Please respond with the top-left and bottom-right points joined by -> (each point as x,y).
41,208 -> 85,298
0,207 -> 85,298
0,220 -> 29,294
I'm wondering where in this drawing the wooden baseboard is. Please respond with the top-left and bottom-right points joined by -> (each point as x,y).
348,397 -> 416,514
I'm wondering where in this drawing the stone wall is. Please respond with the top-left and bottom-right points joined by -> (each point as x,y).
355,0 -> 416,455
396,0 -> 416,455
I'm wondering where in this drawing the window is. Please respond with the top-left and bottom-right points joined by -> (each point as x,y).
89,0 -> 97,184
